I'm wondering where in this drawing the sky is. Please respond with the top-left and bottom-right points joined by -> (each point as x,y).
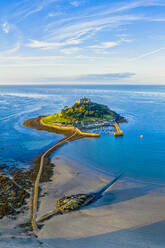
0,0 -> 165,84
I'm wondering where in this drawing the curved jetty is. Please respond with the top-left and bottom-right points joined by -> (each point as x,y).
40,119 -> 100,138
113,122 -> 124,136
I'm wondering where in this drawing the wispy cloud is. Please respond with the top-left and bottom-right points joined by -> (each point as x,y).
89,42 -> 118,49
43,0 -> 165,46
60,47 -> 81,54
70,1 -> 80,7
0,63 -> 63,68
39,72 -> 135,83
72,72 -> 135,82
130,46 -> 165,61
151,18 -> 165,22
0,54 -> 64,67
5,43 -> 21,55
89,38 -> 132,51
2,22 -> 10,34
0,43 -> 20,55
7,0 -> 60,23
46,14 -> 141,42
31,14 -> 139,56
0,0 -> 165,84
5,0 -> 165,54
7,0 -> 165,24
94,0 -> 165,17
26,38 -> 81,50
27,40 -> 62,49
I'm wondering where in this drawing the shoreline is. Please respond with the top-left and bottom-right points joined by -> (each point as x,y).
36,155 -> 165,247
1,155 -> 165,247
23,116 -> 100,138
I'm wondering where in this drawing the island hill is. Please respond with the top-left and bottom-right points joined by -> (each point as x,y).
24,97 -> 125,137
42,97 -> 125,129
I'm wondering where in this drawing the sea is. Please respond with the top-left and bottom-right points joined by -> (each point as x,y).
0,84 -> 165,183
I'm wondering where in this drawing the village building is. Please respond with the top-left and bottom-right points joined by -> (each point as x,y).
76,96 -> 91,104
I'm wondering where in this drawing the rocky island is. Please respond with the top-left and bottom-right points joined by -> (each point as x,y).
24,97 -> 126,136
42,97 -> 125,126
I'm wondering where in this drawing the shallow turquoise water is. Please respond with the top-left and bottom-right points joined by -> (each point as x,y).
0,85 -> 165,183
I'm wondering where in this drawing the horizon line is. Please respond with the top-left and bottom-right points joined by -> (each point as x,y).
0,83 -> 164,86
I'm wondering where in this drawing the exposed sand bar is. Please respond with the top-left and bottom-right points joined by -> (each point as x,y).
24,116 -> 100,137
36,156 -> 165,248
1,156 -> 165,247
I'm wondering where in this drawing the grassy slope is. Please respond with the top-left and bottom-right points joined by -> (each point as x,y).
42,101 -> 117,125
42,113 -> 69,125
42,113 -> 114,125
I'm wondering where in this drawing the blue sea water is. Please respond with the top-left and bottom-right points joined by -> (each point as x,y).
0,84 -> 165,183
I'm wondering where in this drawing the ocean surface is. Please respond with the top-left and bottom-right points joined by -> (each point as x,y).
0,84 -> 165,183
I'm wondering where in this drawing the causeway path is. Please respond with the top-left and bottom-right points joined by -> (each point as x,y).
31,129 -> 80,233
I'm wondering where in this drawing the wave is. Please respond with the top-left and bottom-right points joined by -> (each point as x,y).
0,92 -> 68,102
74,88 -> 165,99
13,107 -> 42,133
0,92 -> 51,99
0,105 -> 42,122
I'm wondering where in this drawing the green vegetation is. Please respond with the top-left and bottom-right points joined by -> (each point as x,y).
42,98 -> 124,125
42,113 -> 70,125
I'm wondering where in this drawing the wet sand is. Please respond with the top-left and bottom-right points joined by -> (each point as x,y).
1,156 -> 165,247
37,156 -> 165,248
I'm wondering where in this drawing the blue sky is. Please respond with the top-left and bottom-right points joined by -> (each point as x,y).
0,0 -> 165,84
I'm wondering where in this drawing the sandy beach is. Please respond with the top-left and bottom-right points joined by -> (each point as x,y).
1,155 -> 165,248
37,156 -> 165,248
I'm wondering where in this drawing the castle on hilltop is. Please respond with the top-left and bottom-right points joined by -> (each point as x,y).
76,96 -> 91,104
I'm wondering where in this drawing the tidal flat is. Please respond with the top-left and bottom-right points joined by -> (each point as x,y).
1,85 -> 165,247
